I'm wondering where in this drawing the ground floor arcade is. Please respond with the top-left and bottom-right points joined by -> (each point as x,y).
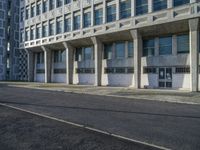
26,18 -> 200,91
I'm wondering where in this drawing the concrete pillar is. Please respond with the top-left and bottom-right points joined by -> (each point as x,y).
148,0 -> 153,13
167,0 -> 173,8
130,29 -> 142,89
80,1 -> 83,29
63,42 -> 74,85
116,0 -> 120,20
25,49 -> 34,82
41,46 -> 52,83
131,0 -> 135,16
91,37 -> 102,86
189,18 -> 199,92
91,0 -> 94,26
103,0 -> 106,24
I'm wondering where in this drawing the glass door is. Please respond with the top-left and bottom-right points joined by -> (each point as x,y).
159,67 -> 172,88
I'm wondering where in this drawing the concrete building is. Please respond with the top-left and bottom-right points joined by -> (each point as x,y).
19,0 -> 200,91
0,0 -> 27,81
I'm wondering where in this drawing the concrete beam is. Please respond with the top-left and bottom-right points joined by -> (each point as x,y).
189,18 -> 199,92
41,46 -> 52,83
25,49 -> 34,82
63,42 -> 74,85
91,37 -> 102,86
130,29 -> 142,89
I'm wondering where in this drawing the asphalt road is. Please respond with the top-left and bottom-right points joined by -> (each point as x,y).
0,105 -> 153,150
0,84 -> 200,150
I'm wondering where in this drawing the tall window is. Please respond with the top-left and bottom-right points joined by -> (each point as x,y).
20,30 -> 24,42
177,34 -> 189,53
49,20 -> 55,36
94,8 -> 103,25
25,7 -> 29,19
174,0 -> 190,7
136,0 -> 148,15
143,39 -> 155,56
42,22 -> 48,37
49,0 -> 55,10
64,18 -> 71,32
115,42 -> 125,59
56,17 -> 63,34
36,2 -> 42,15
21,8 -> 24,22
153,0 -> 167,11
120,0 -> 131,19
30,27 -> 35,40
159,36 -> 172,55
84,47 -> 93,60
43,0 -> 48,13
107,4 -> 116,22
37,52 -> 44,64
83,12 -> 91,28
54,50 -> 66,63
128,41 -> 133,57
104,44 -> 113,59
75,48 -> 82,61
57,0 -> 63,7
65,0 -> 71,4
74,15 -> 80,30
25,29 -> 29,41
36,25 -> 41,39
31,4 -> 35,18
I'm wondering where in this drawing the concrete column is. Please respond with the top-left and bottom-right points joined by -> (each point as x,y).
63,42 -> 74,85
91,37 -> 103,86
167,0 -> 173,8
71,13 -> 74,31
116,0 -> 120,20
25,49 -> 34,82
80,1 -> 83,29
189,18 -> 199,92
103,0 -> 106,24
130,30 -> 142,89
131,0 -> 135,16
41,46 -> 52,83
148,0 -> 153,13
91,1 -> 94,26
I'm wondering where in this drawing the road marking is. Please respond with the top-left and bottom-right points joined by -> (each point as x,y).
0,102 -> 170,150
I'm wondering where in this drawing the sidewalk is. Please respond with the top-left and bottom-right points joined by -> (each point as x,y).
2,81 -> 200,105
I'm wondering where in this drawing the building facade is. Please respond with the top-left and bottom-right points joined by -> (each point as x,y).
0,0 -> 27,81
20,0 -> 200,91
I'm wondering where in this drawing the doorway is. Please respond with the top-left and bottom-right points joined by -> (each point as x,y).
158,67 -> 172,88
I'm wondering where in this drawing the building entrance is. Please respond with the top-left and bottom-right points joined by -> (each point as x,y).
158,67 -> 172,88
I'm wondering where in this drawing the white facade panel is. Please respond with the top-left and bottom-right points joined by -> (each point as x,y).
141,74 -> 158,88
52,74 -> 66,83
35,74 -> 45,82
102,74 -> 135,87
199,75 -> 200,90
172,74 -> 190,90
73,74 -> 95,85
